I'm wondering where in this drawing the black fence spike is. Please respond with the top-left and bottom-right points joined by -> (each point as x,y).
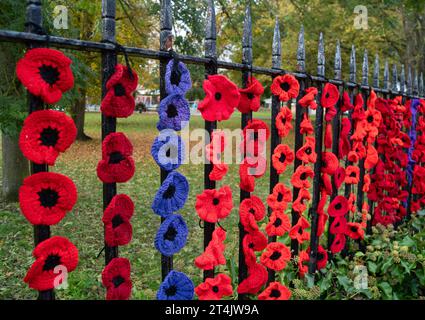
297,25 -> 305,72
349,45 -> 356,83
272,17 -> 281,69
384,59 -> 390,90
160,0 -> 172,50
242,2 -> 252,64
392,64 -> 398,92
420,72 -> 424,96
373,54 -> 379,88
400,65 -> 406,94
361,49 -> 369,86
317,32 -> 325,77
413,69 -> 419,96
407,65 -> 413,95
205,0 -> 216,58
334,40 -> 342,80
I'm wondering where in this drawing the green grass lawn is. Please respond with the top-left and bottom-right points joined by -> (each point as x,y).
0,110 -> 295,300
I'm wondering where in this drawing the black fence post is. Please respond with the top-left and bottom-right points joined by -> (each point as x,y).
203,0 -> 217,281
420,73 -> 424,96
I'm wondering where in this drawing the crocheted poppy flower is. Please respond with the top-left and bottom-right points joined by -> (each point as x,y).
165,59 -> 192,95
321,83 -> 340,108
324,123 -> 333,149
239,163 -> 255,193
195,186 -> 233,223
330,233 -> 346,254
330,216 -> 347,234
296,136 -> 317,163
365,145 -> 379,170
300,113 -> 314,135
276,107 -> 293,138
198,74 -> 240,121
341,91 -> 354,112
157,94 -> 190,131
157,270 -> 194,300
100,64 -> 138,118
291,165 -> 314,189
345,166 -> 360,184
237,263 -> 268,295
195,228 -> 226,270
155,214 -> 188,257
298,250 -> 310,277
19,110 -> 76,165
272,144 -> 294,174
243,231 -> 268,264
151,131 -> 185,172
289,216 -> 310,244
239,195 -> 266,232
97,132 -> 135,183
267,183 -> 292,211
271,74 -> 300,102
345,222 -> 364,240
242,119 -> 270,156
19,172 -> 77,226
16,48 -> 74,104
265,210 -> 291,237
347,193 -> 357,213
321,152 -> 339,175
152,171 -> 189,217
102,194 -> 134,247
24,236 -> 78,291
195,274 -> 233,300
328,195 -> 349,217
365,108 -> 382,131
292,188 -> 311,215
317,212 -> 328,238
307,245 -> 328,270
258,282 -> 291,300
238,77 -> 264,113
210,164 -> 229,181
260,242 -> 291,271
321,173 -> 333,196
206,130 -> 227,164
334,167 -> 345,190
298,87 -> 318,110
101,257 -> 132,300
339,118 -> 352,158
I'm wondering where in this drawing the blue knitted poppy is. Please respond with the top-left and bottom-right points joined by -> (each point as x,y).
157,270 -> 194,300
151,171 -> 189,217
154,214 -> 188,256
151,130 -> 185,172
165,60 -> 192,96
157,94 -> 190,132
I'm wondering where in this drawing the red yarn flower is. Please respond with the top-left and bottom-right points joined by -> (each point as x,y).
267,183 -> 292,211
102,257 -> 132,300
292,188 -> 311,215
328,195 -> 349,217
237,263 -> 268,295
102,194 -> 134,247
298,250 -> 310,277
243,231 -> 268,253
97,132 -> 135,183
242,119 -> 270,156
19,172 -> 77,226
19,110 -> 76,165
195,273 -> 233,300
198,74 -> 241,121
321,152 -> 339,175
334,167 -> 346,190
271,74 -> 300,102
237,77 -> 264,113
296,136 -> 317,164
275,107 -> 293,138
345,222 -> 364,240
210,163 -> 229,181
100,64 -> 138,118
239,195 -> 266,232
206,130 -> 227,164
239,163 -> 255,193
195,186 -> 233,223
289,216 -> 310,244
345,166 -> 360,184
260,242 -> 291,271
24,236 -> 78,291
307,245 -> 328,270
321,83 -> 340,108
16,48 -> 74,104
298,87 -> 318,110
272,144 -> 294,174
265,210 -> 291,237
291,165 -> 314,189
300,113 -> 314,135
258,282 -> 291,300
330,216 -> 347,234
341,91 -> 354,112
195,228 -> 226,270
330,233 -> 346,254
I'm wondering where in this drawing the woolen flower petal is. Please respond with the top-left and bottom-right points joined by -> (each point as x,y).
165,59 -> 192,95
157,94 -> 190,131
154,214 -> 188,257
101,257 -> 132,300
151,130 -> 185,172
157,270 -> 194,300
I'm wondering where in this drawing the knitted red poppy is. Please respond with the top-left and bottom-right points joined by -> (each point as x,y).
345,165 -> 360,184
239,163 -> 255,192
265,210 -> 291,237
300,113 -> 314,135
363,174 -> 371,193
102,194 -> 134,247
328,195 -> 349,217
242,119 -> 270,156
239,195 -> 266,232
297,250 -> 309,277
210,163 -> 229,181
330,216 -> 347,234
102,257 -> 132,300
345,222 -> 364,240
267,183 -> 292,211
243,231 -> 268,254
24,236 -> 78,291
330,233 -> 346,254
352,94 -> 365,121
339,118 -> 351,158
296,136 -> 317,163
100,64 -> 138,118
292,188 -> 311,215
260,242 -> 291,271
275,107 -> 293,138
206,130 -> 227,164
341,91 -> 354,112
195,273 -> 233,300
272,144 -> 294,174
334,167 -> 346,190
270,74 -> 300,102
16,48 -> 74,104
195,186 -> 233,223
347,193 -> 357,213
237,263 -> 268,295
97,132 -> 135,183
321,173 -> 332,196
307,245 -> 328,270
321,152 -> 339,175
195,228 -> 226,270
365,145 -> 379,170
321,83 -> 339,108
324,122 -> 333,148
19,172 -> 77,226
364,108 -> 382,132
258,282 -> 291,300
291,165 -> 314,189
298,87 -> 318,110
19,110 -> 76,165
317,211 -> 328,238
198,74 -> 241,121
289,216 -> 310,244
237,77 -> 264,113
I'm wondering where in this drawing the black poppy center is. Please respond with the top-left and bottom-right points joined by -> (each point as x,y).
298,227 -> 304,235
367,115 -> 374,123
350,226 -> 358,233
270,251 -> 282,261
166,104 -> 178,118
114,83 -> 126,97
164,226 -> 177,241
249,208 -> 256,215
213,198 -> 220,206
215,92 -> 222,101
277,192 -> 284,202
163,185 -> 176,199
39,65 -> 60,85
212,286 -> 219,293
165,285 -> 177,297
109,152 -> 125,164
43,254 -> 61,271
171,68 -> 182,86
305,147 -> 312,155
322,160 -> 328,168
279,153 -> 287,163
274,218 -> 282,227
112,276 -> 125,288
317,252 -> 325,261
300,173 -> 307,180
350,172 -> 357,178
38,188 -> 59,208
280,82 -> 290,92
112,214 -> 124,228
39,127 -> 59,147
270,289 -> 281,298
325,93 -> 330,99
249,242 -> 255,249
334,203 -> 342,210
247,93 -> 255,100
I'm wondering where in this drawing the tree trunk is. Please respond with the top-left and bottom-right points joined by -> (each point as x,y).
2,133 -> 29,202
71,89 -> 91,141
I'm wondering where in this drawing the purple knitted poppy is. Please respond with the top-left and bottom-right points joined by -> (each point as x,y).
157,94 -> 190,131
407,99 -> 420,185
165,60 -> 192,96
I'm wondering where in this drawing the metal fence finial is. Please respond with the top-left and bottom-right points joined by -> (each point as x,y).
242,2 -> 252,65
361,49 -> 368,86
297,25 -> 305,72
272,17 -> 281,69
400,65 -> 406,94
160,0 -> 173,51
334,40 -> 341,80
384,59 -> 390,90
317,32 -> 325,77
349,45 -> 356,83
205,0 -> 217,59
414,69 -> 419,95
373,54 -> 379,88
420,72 -> 424,96
392,64 -> 398,92
407,66 -> 413,95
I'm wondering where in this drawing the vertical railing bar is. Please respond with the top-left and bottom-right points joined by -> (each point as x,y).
407,66 -> 412,96
413,69 -> 419,96
419,72 -> 424,97
400,65 -> 406,95
392,64 -> 398,94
